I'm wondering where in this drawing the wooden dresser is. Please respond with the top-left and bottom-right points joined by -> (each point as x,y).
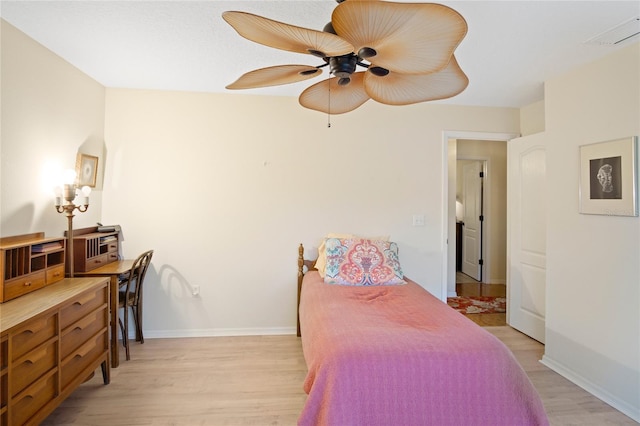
0,277 -> 110,425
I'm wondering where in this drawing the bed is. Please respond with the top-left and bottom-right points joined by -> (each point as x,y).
296,240 -> 549,426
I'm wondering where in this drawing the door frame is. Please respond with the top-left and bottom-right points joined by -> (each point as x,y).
441,131 -> 519,301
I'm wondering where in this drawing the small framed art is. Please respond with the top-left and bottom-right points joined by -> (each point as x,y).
76,153 -> 99,187
579,136 -> 638,216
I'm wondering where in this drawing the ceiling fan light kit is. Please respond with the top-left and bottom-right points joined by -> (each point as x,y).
222,0 -> 468,115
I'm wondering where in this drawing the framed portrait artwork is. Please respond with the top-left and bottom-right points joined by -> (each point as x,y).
579,136 -> 638,216
76,153 -> 99,187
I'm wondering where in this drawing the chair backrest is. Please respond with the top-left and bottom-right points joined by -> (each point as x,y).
122,250 -> 154,306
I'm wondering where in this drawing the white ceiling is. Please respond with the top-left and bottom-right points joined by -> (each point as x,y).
1,1 -> 639,108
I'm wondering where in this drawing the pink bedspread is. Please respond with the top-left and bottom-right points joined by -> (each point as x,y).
298,271 -> 549,426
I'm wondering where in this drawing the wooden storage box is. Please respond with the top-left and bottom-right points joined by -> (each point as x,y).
67,227 -> 119,273
0,233 -> 66,303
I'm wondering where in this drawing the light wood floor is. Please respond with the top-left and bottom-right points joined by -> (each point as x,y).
43,329 -> 636,425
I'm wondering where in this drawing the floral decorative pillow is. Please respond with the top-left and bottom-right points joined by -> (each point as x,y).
315,233 -> 389,277
324,238 -> 406,286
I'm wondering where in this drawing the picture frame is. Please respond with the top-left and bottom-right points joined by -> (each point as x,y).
76,153 -> 99,187
579,136 -> 638,216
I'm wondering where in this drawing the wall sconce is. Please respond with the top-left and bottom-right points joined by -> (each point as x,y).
54,171 -> 91,277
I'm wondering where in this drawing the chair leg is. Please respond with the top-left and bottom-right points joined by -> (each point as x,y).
131,305 -> 139,341
133,305 -> 144,343
138,304 -> 144,344
120,306 -> 130,361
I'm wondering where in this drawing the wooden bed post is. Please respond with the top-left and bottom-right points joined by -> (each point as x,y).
297,244 -> 304,337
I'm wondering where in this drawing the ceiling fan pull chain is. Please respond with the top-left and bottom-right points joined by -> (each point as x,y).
327,80 -> 331,128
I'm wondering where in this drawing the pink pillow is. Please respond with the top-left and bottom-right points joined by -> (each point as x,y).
324,238 -> 406,286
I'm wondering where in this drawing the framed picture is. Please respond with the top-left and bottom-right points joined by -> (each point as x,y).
579,136 -> 638,216
76,153 -> 99,187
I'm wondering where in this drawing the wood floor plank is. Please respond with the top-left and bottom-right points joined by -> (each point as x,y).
42,330 -> 636,425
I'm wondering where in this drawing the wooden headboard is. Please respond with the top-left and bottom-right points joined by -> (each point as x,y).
297,244 -> 317,337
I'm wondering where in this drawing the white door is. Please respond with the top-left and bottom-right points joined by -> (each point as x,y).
507,140 -> 547,343
461,161 -> 483,281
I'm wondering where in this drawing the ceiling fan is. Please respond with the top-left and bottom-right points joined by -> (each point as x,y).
222,0 -> 468,115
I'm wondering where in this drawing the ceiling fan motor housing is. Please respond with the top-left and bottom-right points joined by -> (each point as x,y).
330,54 -> 357,79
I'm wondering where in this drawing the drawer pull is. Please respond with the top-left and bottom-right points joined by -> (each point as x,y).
23,282 -> 32,287
73,315 -> 95,331
73,293 -> 94,306
74,339 -> 97,359
24,346 -> 48,365
23,378 -> 49,399
18,317 -> 51,335
52,272 -> 61,277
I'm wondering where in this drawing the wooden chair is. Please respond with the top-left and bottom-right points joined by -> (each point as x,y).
118,250 -> 154,360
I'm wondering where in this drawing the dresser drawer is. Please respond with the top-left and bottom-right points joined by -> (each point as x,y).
3,271 -> 46,301
11,313 -> 57,360
61,307 -> 107,359
106,251 -> 119,263
84,254 -> 110,271
46,265 -> 65,285
59,285 -> 107,330
11,371 -> 57,426
61,331 -> 107,389
10,341 -> 57,397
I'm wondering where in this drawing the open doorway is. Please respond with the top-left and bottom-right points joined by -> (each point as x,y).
447,138 -> 509,326
454,139 -> 507,287
442,131 -> 517,303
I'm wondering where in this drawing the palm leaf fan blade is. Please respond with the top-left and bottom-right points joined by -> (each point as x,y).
332,2 -> 467,74
364,55 -> 469,105
226,65 -> 321,89
222,11 -> 354,57
299,72 -> 369,114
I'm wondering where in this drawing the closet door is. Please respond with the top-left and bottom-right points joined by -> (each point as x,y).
461,161 -> 483,281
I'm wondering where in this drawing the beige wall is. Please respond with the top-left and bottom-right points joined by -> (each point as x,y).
520,100 -> 545,136
533,42 -> 639,420
1,19 -> 522,336
102,89 -> 520,335
1,20 -> 105,236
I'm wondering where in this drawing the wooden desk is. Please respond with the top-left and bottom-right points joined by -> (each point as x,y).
75,259 -> 135,368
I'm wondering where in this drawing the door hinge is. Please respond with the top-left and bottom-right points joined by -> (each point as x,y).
479,215 -> 484,221
479,259 -> 484,265
479,171 -> 484,178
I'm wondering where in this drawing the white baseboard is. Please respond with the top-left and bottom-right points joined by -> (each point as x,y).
140,327 -> 297,339
541,355 -> 640,423
447,291 -> 458,297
